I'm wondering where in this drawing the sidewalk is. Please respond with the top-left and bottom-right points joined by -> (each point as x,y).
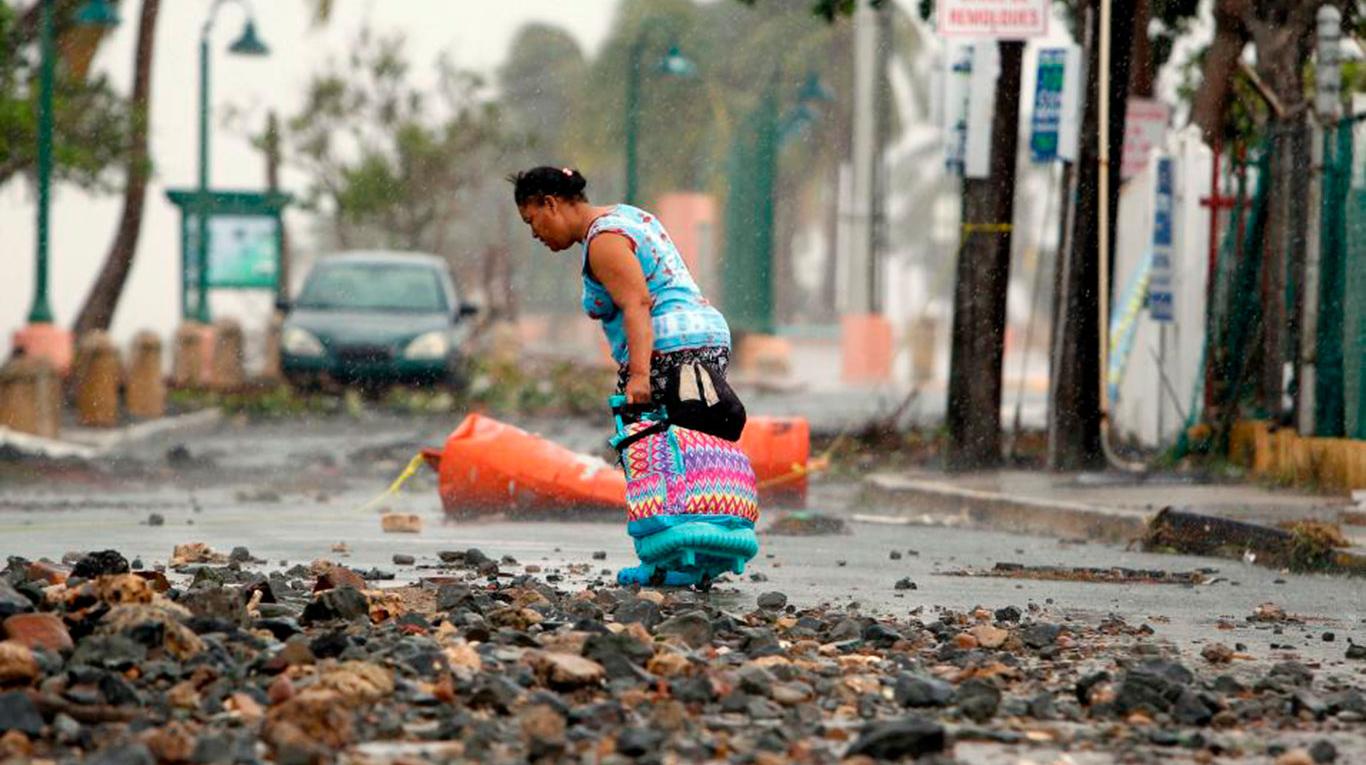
0,408 -> 223,460
861,468 -> 1366,557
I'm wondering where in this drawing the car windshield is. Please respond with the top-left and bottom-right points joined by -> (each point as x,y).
296,262 -> 448,312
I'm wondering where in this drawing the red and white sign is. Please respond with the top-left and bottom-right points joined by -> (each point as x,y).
1121,98 -> 1171,181
937,0 -> 1049,39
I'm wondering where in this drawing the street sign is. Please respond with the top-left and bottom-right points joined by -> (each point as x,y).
1029,49 -> 1065,163
937,0 -> 1049,39
943,44 -> 972,175
1122,98 -> 1170,181
1149,157 -> 1175,322
165,189 -> 291,317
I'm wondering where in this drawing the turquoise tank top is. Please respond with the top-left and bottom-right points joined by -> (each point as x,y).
581,205 -> 730,365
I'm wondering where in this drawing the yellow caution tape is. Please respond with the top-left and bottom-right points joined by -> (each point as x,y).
353,451 -> 428,515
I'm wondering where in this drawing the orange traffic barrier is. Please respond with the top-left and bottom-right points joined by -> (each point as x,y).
739,416 -> 811,505
423,412 -> 813,516
427,413 -> 627,516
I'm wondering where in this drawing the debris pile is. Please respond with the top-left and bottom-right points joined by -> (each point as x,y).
0,545 -> 1361,762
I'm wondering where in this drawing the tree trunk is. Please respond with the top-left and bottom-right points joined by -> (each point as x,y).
946,40 -> 1024,470
1047,0 -> 1138,470
1128,0 -> 1154,98
72,0 -> 160,337
1189,0 -> 1250,146
1251,20 -> 1315,418
265,111 -> 291,301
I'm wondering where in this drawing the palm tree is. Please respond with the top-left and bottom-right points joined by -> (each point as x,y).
72,0 -> 160,335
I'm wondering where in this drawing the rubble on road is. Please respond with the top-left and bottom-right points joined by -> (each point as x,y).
941,562 -> 1210,585
0,544 -> 1362,764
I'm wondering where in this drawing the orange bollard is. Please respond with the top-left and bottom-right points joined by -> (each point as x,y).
74,331 -> 121,428
0,356 -> 61,438
211,319 -> 245,391
126,331 -> 166,419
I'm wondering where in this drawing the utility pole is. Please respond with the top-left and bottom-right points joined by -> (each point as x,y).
1300,5 -> 1341,435
946,40 -> 1025,469
845,0 -> 878,316
1046,0 -> 1138,470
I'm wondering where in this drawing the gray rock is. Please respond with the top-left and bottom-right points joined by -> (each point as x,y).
1310,739 -> 1338,763
0,691 -> 43,736
613,597 -> 661,629
956,678 -> 1001,722
70,634 -> 147,670
894,577 -> 917,590
995,605 -> 1023,622
148,513 -> 165,526
655,610 -> 713,648
738,664 -> 776,696
847,717 -> 946,760
894,674 -> 955,707
0,580 -> 33,619
616,726 -> 666,757
1270,660 -> 1314,687
756,591 -> 787,610
436,584 -> 473,611
1173,689 -> 1214,726
393,554 -> 416,566
71,549 -> 129,579
827,618 -> 863,642
1346,643 -> 1366,660
583,633 -> 653,680
301,586 -> 369,623
1022,622 -> 1063,649
229,546 -> 253,563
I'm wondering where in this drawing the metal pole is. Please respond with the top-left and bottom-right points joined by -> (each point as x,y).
195,34 -> 212,323
846,0 -> 878,315
1301,5 -> 1342,434
27,0 -> 56,324
624,33 -> 643,206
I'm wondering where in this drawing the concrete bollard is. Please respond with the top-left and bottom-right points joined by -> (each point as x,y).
0,356 -> 61,438
74,331 -> 122,428
125,331 -> 166,419
173,323 -> 209,388
488,320 -> 523,366
211,319 -> 245,391
261,314 -> 284,382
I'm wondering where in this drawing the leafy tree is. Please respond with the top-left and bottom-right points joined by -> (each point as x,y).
284,26 -> 503,255
0,0 -> 132,190
73,0 -> 160,335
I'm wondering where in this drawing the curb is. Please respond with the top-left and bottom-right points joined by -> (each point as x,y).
0,408 -> 223,460
859,474 -> 1150,545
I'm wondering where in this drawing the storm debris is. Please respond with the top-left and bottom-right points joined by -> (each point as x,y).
942,562 -> 1209,585
0,547 -> 1358,763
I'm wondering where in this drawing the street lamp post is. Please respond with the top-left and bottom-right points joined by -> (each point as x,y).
26,0 -> 120,326
722,71 -> 832,335
15,0 -> 118,371
192,0 -> 269,323
624,26 -> 695,206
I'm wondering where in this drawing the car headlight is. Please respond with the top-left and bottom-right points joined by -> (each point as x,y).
282,327 -> 324,357
404,331 -> 449,360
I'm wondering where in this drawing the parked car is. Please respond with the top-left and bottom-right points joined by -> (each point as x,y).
277,251 -> 477,391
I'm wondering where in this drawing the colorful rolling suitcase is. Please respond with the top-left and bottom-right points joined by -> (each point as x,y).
609,395 -> 761,588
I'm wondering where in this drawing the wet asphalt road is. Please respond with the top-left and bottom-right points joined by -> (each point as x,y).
2,410 -> 1364,678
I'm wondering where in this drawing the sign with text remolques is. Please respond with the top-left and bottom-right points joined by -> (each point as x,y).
937,0 -> 1049,39
1122,98 -> 1171,181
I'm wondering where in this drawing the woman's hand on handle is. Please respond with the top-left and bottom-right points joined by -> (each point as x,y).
625,372 -> 652,405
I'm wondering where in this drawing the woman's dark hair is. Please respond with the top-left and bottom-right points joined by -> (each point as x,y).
509,166 -> 589,206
